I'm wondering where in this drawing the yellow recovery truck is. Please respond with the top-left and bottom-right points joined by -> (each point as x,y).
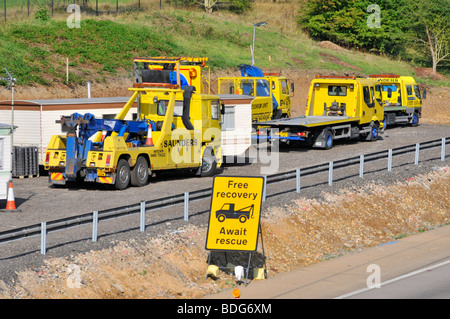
218,64 -> 293,122
45,57 -> 223,189
370,74 -> 423,127
255,75 -> 384,149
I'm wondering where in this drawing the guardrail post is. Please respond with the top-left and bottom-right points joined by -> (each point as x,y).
296,168 -> 301,194
359,155 -> 364,178
140,201 -> 146,232
92,211 -> 98,242
415,143 -> 420,165
263,176 -> 267,201
442,138 -> 446,162
40,222 -> 46,255
184,192 -> 189,222
328,162 -> 333,186
388,149 -> 392,172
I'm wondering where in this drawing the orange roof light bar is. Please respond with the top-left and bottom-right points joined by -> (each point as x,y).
315,75 -> 356,79
134,57 -> 208,66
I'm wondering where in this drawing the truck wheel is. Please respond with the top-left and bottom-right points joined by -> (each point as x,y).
324,129 -> 333,149
201,148 -> 216,177
130,156 -> 149,187
411,112 -> 419,127
239,215 -> 247,223
370,123 -> 379,141
115,159 -> 131,190
217,214 -> 226,222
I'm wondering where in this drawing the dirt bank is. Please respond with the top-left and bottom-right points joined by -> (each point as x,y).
0,165 -> 448,299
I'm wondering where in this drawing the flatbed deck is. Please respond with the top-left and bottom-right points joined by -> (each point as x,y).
257,115 -> 360,128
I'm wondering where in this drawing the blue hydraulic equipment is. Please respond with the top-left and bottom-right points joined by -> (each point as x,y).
59,113 -> 150,180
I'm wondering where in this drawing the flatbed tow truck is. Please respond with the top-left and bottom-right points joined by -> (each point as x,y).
255,76 -> 385,149
370,74 -> 423,127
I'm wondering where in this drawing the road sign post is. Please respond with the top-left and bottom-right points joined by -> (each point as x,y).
205,176 -> 266,284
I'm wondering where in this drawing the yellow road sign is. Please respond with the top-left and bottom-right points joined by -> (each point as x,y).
205,176 -> 265,252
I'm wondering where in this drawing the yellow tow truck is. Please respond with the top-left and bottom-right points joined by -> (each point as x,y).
218,64 -> 293,122
255,75 -> 384,149
45,57 -> 223,189
370,74 -> 423,127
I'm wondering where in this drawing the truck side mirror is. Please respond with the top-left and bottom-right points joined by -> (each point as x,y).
291,82 -> 295,93
423,89 -> 426,99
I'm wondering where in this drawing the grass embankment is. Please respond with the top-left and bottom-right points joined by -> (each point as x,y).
1,3 -> 443,91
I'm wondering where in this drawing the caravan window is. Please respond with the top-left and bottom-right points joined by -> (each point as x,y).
222,105 -> 235,131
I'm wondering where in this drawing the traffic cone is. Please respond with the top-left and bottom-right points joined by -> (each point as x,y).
5,181 -> 16,211
101,130 -> 107,142
145,125 -> 153,146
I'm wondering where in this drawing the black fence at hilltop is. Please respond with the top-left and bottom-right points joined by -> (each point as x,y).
1,0 -> 163,22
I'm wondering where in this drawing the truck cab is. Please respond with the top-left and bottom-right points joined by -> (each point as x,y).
218,65 -> 293,122
218,76 -> 273,122
369,74 -> 423,127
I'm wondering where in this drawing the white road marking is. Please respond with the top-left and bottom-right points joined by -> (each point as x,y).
335,259 -> 450,299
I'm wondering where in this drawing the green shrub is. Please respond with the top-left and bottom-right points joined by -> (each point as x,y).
34,9 -> 50,21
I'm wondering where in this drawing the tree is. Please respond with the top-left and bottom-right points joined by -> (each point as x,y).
204,0 -> 217,13
297,0 -> 412,56
408,0 -> 449,74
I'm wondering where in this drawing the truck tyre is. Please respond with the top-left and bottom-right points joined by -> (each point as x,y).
130,156 -> 149,187
201,148 -> 216,177
370,123 -> 379,142
324,129 -> 333,149
411,112 -> 419,127
115,159 -> 131,190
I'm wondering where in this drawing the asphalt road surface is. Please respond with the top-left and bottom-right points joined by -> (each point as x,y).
208,224 -> 450,299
